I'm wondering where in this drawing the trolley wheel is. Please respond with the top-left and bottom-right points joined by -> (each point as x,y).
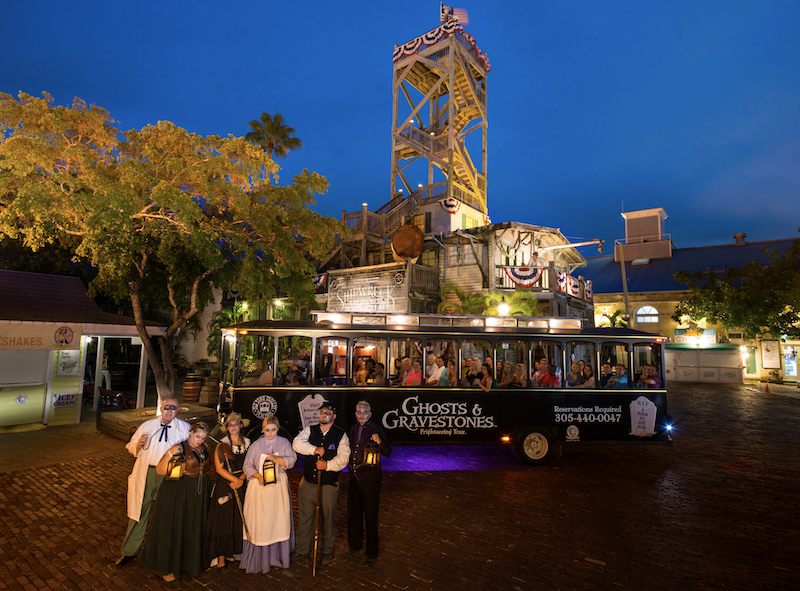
515,429 -> 556,466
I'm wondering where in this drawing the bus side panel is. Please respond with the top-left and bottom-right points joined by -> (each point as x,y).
228,386 -> 502,443
228,386 -> 670,445
498,389 -> 671,443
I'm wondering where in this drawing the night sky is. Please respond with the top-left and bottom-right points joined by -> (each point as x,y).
3,1 -> 799,255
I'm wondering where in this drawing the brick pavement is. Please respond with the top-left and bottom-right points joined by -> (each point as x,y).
0,382 -> 798,590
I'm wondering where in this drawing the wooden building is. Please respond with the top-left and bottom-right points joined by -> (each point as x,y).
314,17 -> 596,322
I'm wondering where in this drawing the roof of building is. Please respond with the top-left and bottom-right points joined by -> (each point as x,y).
583,238 -> 797,294
0,269 -> 160,326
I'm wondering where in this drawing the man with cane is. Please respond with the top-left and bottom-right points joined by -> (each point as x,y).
291,403 -> 350,568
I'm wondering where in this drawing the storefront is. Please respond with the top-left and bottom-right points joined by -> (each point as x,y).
0,270 -> 165,428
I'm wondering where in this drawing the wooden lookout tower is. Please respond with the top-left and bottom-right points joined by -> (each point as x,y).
390,13 -> 490,218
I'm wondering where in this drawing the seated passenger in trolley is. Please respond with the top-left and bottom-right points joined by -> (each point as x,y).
635,364 -> 662,389
426,357 -> 447,386
354,359 -> 369,386
463,357 -> 481,387
575,364 -> 596,388
476,363 -> 494,392
566,362 -> 584,388
531,358 -> 560,388
443,359 -> 457,387
497,362 -> 515,388
599,363 -> 613,388
402,358 -> 423,387
372,362 -> 387,386
647,365 -> 663,388
605,364 -> 629,388
510,363 -> 528,388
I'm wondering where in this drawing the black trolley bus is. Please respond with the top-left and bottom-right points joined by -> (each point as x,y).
218,311 -> 673,465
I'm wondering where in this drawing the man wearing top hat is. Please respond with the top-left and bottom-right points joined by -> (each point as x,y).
291,402 -> 350,566
115,398 -> 190,566
343,400 -> 392,566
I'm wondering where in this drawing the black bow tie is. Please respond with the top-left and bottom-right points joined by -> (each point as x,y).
158,424 -> 171,442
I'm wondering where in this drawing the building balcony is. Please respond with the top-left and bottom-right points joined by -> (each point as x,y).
494,265 -> 593,302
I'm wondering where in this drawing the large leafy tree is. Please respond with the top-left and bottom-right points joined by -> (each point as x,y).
0,92 -> 341,404
245,112 -> 302,185
672,240 -> 800,339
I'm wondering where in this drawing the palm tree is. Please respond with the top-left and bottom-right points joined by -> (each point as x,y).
437,282 -> 487,315
484,289 -> 542,317
245,112 -> 303,185
598,310 -> 627,328
207,301 -> 248,358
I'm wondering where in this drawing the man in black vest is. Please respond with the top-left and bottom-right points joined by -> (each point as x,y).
291,402 -> 350,566
343,400 -> 392,566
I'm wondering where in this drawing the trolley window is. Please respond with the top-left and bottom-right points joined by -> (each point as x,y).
461,338 -> 492,387
495,339 -> 529,388
315,336 -> 348,386
390,337 -> 423,386
566,341 -> 597,388
530,341 -> 563,388
238,333 -> 275,387
632,343 -> 664,389
599,342 -> 631,389
353,336 -> 387,386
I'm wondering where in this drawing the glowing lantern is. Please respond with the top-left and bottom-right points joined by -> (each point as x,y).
364,441 -> 381,466
166,448 -> 185,481
262,458 -> 276,485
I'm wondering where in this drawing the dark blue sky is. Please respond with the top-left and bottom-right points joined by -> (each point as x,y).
3,1 -> 798,254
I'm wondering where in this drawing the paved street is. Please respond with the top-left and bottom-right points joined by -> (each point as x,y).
1,382 -> 798,590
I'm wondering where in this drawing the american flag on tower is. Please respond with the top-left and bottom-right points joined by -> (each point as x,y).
441,4 -> 469,25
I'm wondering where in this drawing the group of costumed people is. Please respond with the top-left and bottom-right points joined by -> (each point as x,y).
116,398 -> 297,582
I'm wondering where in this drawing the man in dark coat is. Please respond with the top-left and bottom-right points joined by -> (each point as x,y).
343,400 -> 392,566
291,402 -> 350,567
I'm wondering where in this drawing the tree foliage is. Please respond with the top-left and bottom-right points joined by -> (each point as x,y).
437,283 -> 543,317
437,282 -> 487,315
0,92 -> 342,402
206,301 -> 248,359
672,240 -> 800,339
484,289 -> 542,317
597,310 -> 627,328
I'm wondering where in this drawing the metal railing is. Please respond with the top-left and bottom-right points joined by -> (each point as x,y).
494,266 -> 593,302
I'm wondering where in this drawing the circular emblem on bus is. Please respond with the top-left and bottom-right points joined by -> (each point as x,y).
566,425 -> 580,442
329,278 -> 339,289
394,272 -> 405,284
252,395 -> 278,419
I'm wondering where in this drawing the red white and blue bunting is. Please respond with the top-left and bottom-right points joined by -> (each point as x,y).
312,273 -> 328,292
393,23 -> 491,72
584,280 -> 593,301
439,197 -> 461,214
556,270 -> 567,293
567,275 -> 581,297
502,266 -> 543,288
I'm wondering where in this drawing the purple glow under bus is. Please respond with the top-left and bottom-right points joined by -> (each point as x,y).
218,311 -> 673,465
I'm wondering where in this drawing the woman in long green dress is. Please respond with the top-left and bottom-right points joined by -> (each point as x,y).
140,421 -> 211,583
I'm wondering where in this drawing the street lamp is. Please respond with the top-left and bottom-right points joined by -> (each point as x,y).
498,296 -> 509,316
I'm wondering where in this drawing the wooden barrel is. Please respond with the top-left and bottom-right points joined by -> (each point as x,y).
182,381 -> 201,403
199,380 -> 219,407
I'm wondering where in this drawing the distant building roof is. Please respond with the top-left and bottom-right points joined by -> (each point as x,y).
0,269 -> 162,328
584,238 -> 797,294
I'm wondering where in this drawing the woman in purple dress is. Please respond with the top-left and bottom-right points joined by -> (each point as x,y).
239,415 -> 297,573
